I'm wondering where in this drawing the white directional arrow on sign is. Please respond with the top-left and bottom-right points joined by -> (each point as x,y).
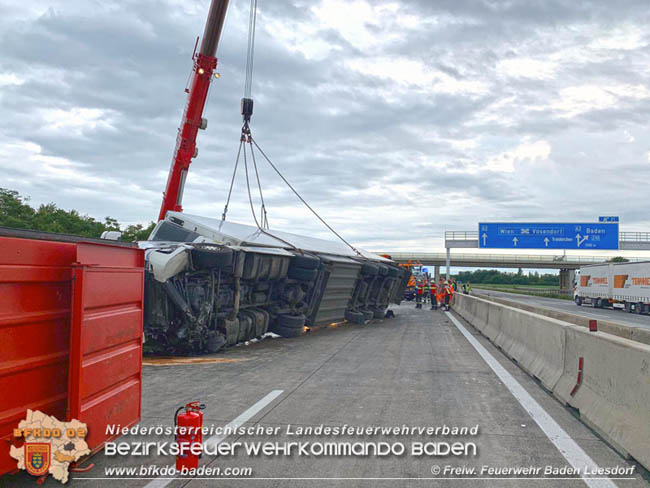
576,234 -> 589,247
482,233 -> 487,246
544,237 -> 550,247
513,237 -> 519,247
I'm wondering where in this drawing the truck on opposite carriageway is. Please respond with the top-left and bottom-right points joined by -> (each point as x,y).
574,261 -> 650,314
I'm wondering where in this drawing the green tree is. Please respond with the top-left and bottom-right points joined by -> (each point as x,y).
0,188 -> 154,241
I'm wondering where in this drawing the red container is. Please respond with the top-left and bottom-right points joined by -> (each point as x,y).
0,229 -> 144,476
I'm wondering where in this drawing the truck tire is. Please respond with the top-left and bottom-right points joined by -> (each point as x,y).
575,296 -> 582,306
594,298 -> 602,308
270,323 -> 303,338
362,263 -> 379,276
372,309 -> 385,319
377,265 -> 389,276
288,267 -> 318,281
345,310 -> 365,324
191,247 -> 233,269
291,255 -> 320,270
387,267 -> 399,277
361,310 -> 374,321
276,313 -> 306,329
636,303 -> 644,315
625,302 -> 632,313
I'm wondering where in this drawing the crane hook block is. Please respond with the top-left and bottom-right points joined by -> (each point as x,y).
241,97 -> 254,123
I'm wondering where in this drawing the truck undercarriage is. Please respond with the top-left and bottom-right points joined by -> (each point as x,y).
142,213 -> 411,355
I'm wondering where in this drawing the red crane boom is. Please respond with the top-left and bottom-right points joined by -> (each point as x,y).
158,0 -> 230,221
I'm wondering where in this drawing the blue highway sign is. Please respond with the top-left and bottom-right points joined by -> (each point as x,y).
478,222 -> 619,250
598,216 -> 619,222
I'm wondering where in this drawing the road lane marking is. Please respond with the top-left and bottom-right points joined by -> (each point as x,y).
144,389 -> 284,488
446,312 -> 617,488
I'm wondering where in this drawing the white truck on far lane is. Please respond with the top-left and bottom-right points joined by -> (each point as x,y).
574,261 -> 650,314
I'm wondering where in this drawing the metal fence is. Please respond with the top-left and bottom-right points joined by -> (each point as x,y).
620,232 -> 650,242
384,252 -> 645,265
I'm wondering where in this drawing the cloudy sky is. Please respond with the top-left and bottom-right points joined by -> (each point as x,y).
1,0 -> 650,252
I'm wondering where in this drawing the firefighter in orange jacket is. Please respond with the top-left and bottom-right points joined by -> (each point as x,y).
430,282 -> 438,310
415,282 -> 423,309
442,281 -> 452,311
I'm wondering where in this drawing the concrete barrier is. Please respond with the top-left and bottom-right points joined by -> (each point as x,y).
453,294 -> 650,471
475,292 -> 650,346
454,293 -> 565,391
554,325 -> 650,469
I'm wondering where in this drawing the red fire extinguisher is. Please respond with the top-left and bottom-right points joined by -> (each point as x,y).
175,401 -> 205,471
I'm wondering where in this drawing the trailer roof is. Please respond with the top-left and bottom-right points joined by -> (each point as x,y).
165,212 -> 391,262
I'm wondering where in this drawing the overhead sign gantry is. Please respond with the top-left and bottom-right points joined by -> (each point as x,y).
478,222 -> 619,250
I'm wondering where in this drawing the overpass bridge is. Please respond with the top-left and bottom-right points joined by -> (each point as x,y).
377,230 -> 650,291
379,252 -> 644,269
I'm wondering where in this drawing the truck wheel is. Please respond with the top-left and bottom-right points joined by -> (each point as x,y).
594,298 -> 602,308
575,296 -> 582,306
624,302 -> 632,313
291,255 -> 320,270
191,247 -> 233,269
276,313 -> 306,329
345,310 -> 365,324
270,323 -> 303,338
288,267 -> 318,281
362,263 -> 379,276
636,303 -> 644,315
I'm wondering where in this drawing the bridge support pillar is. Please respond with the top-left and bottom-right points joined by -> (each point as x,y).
434,266 -> 440,285
559,268 -> 575,292
446,248 -> 451,279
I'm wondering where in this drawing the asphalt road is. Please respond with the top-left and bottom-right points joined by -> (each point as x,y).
473,288 -> 650,330
5,304 -> 646,487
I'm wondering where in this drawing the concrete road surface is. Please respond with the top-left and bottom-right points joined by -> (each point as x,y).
4,304 -> 646,487
473,288 -> 650,330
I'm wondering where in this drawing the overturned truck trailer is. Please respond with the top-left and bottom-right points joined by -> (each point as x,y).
140,212 -> 411,355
